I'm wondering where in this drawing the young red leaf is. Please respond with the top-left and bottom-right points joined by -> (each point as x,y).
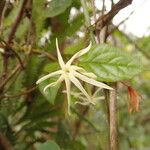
127,86 -> 141,113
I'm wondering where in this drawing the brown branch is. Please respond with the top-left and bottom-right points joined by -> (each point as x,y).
0,132 -> 14,150
0,0 -> 5,19
0,38 -> 25,69
109,84 -> 118,150
32,49 -> 57,61
2,0 -> 29,78
107,10 -> 134,37
0,0 -> 8,34
0,86 -> 37,99
0,64 -> 21,91
95,0 -> 133,31
7,0 -> 29,43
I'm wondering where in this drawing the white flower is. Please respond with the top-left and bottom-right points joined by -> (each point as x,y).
36,39 -> 113,114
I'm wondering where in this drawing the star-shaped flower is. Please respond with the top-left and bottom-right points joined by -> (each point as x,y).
36,39 -> 113,114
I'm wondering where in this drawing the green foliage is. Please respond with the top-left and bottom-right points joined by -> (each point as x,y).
38,62 -> 61,104
32,0 -> 72,41
138,36 -> 150,58
0,0 -> 148,150
15,18 -> 30,41
36,141 -> 61,150
45,0 -> 72,17
23,55 -> 44,87
79,44 -> 141,82
64,38 -> 85,55
39,77 -> 61,104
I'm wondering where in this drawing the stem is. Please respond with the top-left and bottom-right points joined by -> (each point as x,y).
7,0 -> 29,43
0,38 -> 25,69
80,0 -> 95,43
0,86 -> 37,99
102,0 -> 105,15
0,132 -> 14,150
0,0 -> 9,34
104,89 -> 110,124
0,65 -> 21,91
2,0 -> 29,79
109,84 -> 118,150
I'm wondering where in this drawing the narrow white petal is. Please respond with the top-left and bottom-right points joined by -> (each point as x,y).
80,72 -> 97,79
36,70 -> 62,84
44,82 -> 56,92
69,73 -> 94,104
56,38 -> 65,69
64,77 -> 71,115
43,75 -> 64,92
93,88 -> 102,97
71,65 -> 97,78
66,42 -> 92,66
71,65 -> 85,71
74,71 -> 113,90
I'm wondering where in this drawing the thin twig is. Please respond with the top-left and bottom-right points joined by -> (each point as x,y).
7,0 -> 29,43
91,0 -> 100,43
0,65 -> 21,90
94,0 -> 133,31
0,132 -> 14,150
107,10 -> 134,37
80,0 -> 95,43
32,49 -> 57,61
2,0 -> 29,78
102,0 -> 105,15
0,38 -> 25,69
0,86 -> 37,99
0,0 -> 9,34
91,0 -> 96,21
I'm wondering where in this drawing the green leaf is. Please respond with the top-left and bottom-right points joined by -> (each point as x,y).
64,38 -> 85,55
38,62 -> 61,104
45,0 -> 72,17
79,44 -> 141,82
138,36 -> 150,58
39,77 -> 61,104
44,62 -> 60,73
32,0 -> 72,43
36,141 -> 61,150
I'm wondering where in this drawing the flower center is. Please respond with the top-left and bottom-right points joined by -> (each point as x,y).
63,67 -> 70,73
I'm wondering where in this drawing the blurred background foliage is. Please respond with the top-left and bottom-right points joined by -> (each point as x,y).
0,0 -> 149,150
